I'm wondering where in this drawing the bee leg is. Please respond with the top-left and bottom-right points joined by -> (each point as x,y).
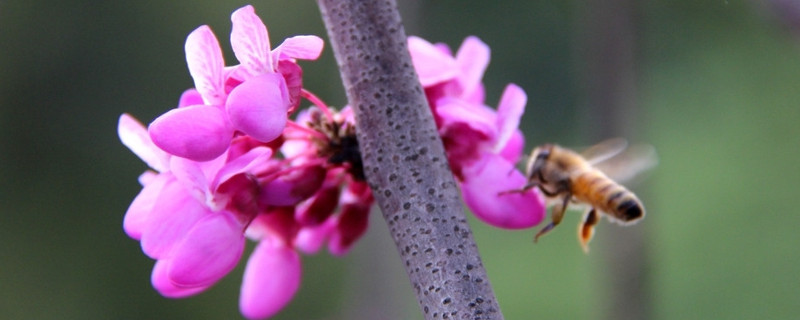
579,208 -> 600,253
497,181 -> 541,196
534,193 -> 571,242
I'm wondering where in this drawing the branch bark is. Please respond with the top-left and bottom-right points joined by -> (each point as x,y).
316,1 -> 504,319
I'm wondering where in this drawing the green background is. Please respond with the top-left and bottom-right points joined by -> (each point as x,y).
2,1 -> 798,319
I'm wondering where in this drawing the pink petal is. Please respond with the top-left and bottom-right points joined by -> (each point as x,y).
279,138 -> 311,159
294,182 -> 341,226
124,173 -> 171,240
277,60 -> 303,112
273,35 -> 324,61
455,36 -> 490,97
151,259 -> 210,298
493,84 -> 526,153
259,165 -> 326,206
118,114 -> 169,172
230,5 -> 272,78
328,185 -> 372,256
140,180 -> 210,259
433,42 -> 453,55
328,202 -> 370,256
463,82 -> 486,105
498,129 -> 524,164
436,98 -> 496,138
240,239 -> 301,320
408,36 -> 459,87
226,73 -> 290,142
169,157 -> 213,208
248,207 -> 299,245
178,89 -> 204,107
460,154 -> 546,229
213,146 -> 272,188
185,26 -> 226,105
294,218 -> 335,254
137,170 -> 159,186
215,146 -> 272,179
168,212 -> 245,287
149,105 -> 233,161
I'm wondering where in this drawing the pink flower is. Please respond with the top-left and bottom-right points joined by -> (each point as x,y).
121,112 -> 309,317
121,112 -> 273,286
120,6 -> 367,315
409,36 -> 546,229
240,237 -> 301,319
149,5 -> 323,161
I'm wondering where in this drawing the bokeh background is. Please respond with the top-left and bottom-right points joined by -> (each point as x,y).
2,0 -> 799,319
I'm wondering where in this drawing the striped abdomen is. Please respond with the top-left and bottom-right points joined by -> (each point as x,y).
571,169 -> 644,223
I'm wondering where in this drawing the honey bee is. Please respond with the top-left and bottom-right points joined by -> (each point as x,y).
513,138 -> 656,252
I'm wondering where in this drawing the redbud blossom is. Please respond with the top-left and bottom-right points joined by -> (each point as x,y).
409,36 -> 547,229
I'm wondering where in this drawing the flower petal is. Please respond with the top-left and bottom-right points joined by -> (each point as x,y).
273,35 -> 324,61
493,84 -> 526,153
178,89 -> 204,108
168,212 -> 245,287
277,60 -> 303,112
124,173 -> 171,240
149,105 -> 233,161
294,218 -> 335,254
295,182 -> 341,226
328,202 -> 370,256
140,179 -> 210,259
328,184 -> 372,256
169,155 -> 217,207
498,129 -> 524,164
436,98 -> 496,138
455,36 -> 490,98
259,165 -> 326,206
460,154 -> 546,229
213,146 -> 273,189
226,73 -> 290,142
408,36 -> 459,87
240,239 -> 301,320
151,259 -> 210,298
185,26 -> 226,105
230,5 -> 272,78
118,114 -> 169,172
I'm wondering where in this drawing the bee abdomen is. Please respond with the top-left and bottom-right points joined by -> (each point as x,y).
575,171 -> 644,223
616,198 -> 643,221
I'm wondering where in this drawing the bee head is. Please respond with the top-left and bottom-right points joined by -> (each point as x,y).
526,144 -> 553,180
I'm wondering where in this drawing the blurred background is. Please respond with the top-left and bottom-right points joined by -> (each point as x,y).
2,0 -> 799,319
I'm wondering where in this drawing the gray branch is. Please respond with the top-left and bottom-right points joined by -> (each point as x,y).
316,0 -> 505,319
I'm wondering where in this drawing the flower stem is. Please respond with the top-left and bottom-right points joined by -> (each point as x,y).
301,89 -> 335,121
285,120 -> 329,141
316,1 -> 505,319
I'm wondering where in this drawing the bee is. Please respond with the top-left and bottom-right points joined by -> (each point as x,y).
513,138 -> 656,252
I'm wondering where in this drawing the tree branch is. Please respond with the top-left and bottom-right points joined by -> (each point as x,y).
316,1 -> 505,319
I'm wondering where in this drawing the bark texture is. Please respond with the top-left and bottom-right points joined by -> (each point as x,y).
316,1 -> 504,319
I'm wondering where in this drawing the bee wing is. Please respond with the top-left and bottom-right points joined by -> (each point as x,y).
582,138 -> 629,165
593,144 -> 658,184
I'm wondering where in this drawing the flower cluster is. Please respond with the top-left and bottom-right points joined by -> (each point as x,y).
119,5 -> 544,320
408,36 -> 546,229
120,6 -> 370,319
